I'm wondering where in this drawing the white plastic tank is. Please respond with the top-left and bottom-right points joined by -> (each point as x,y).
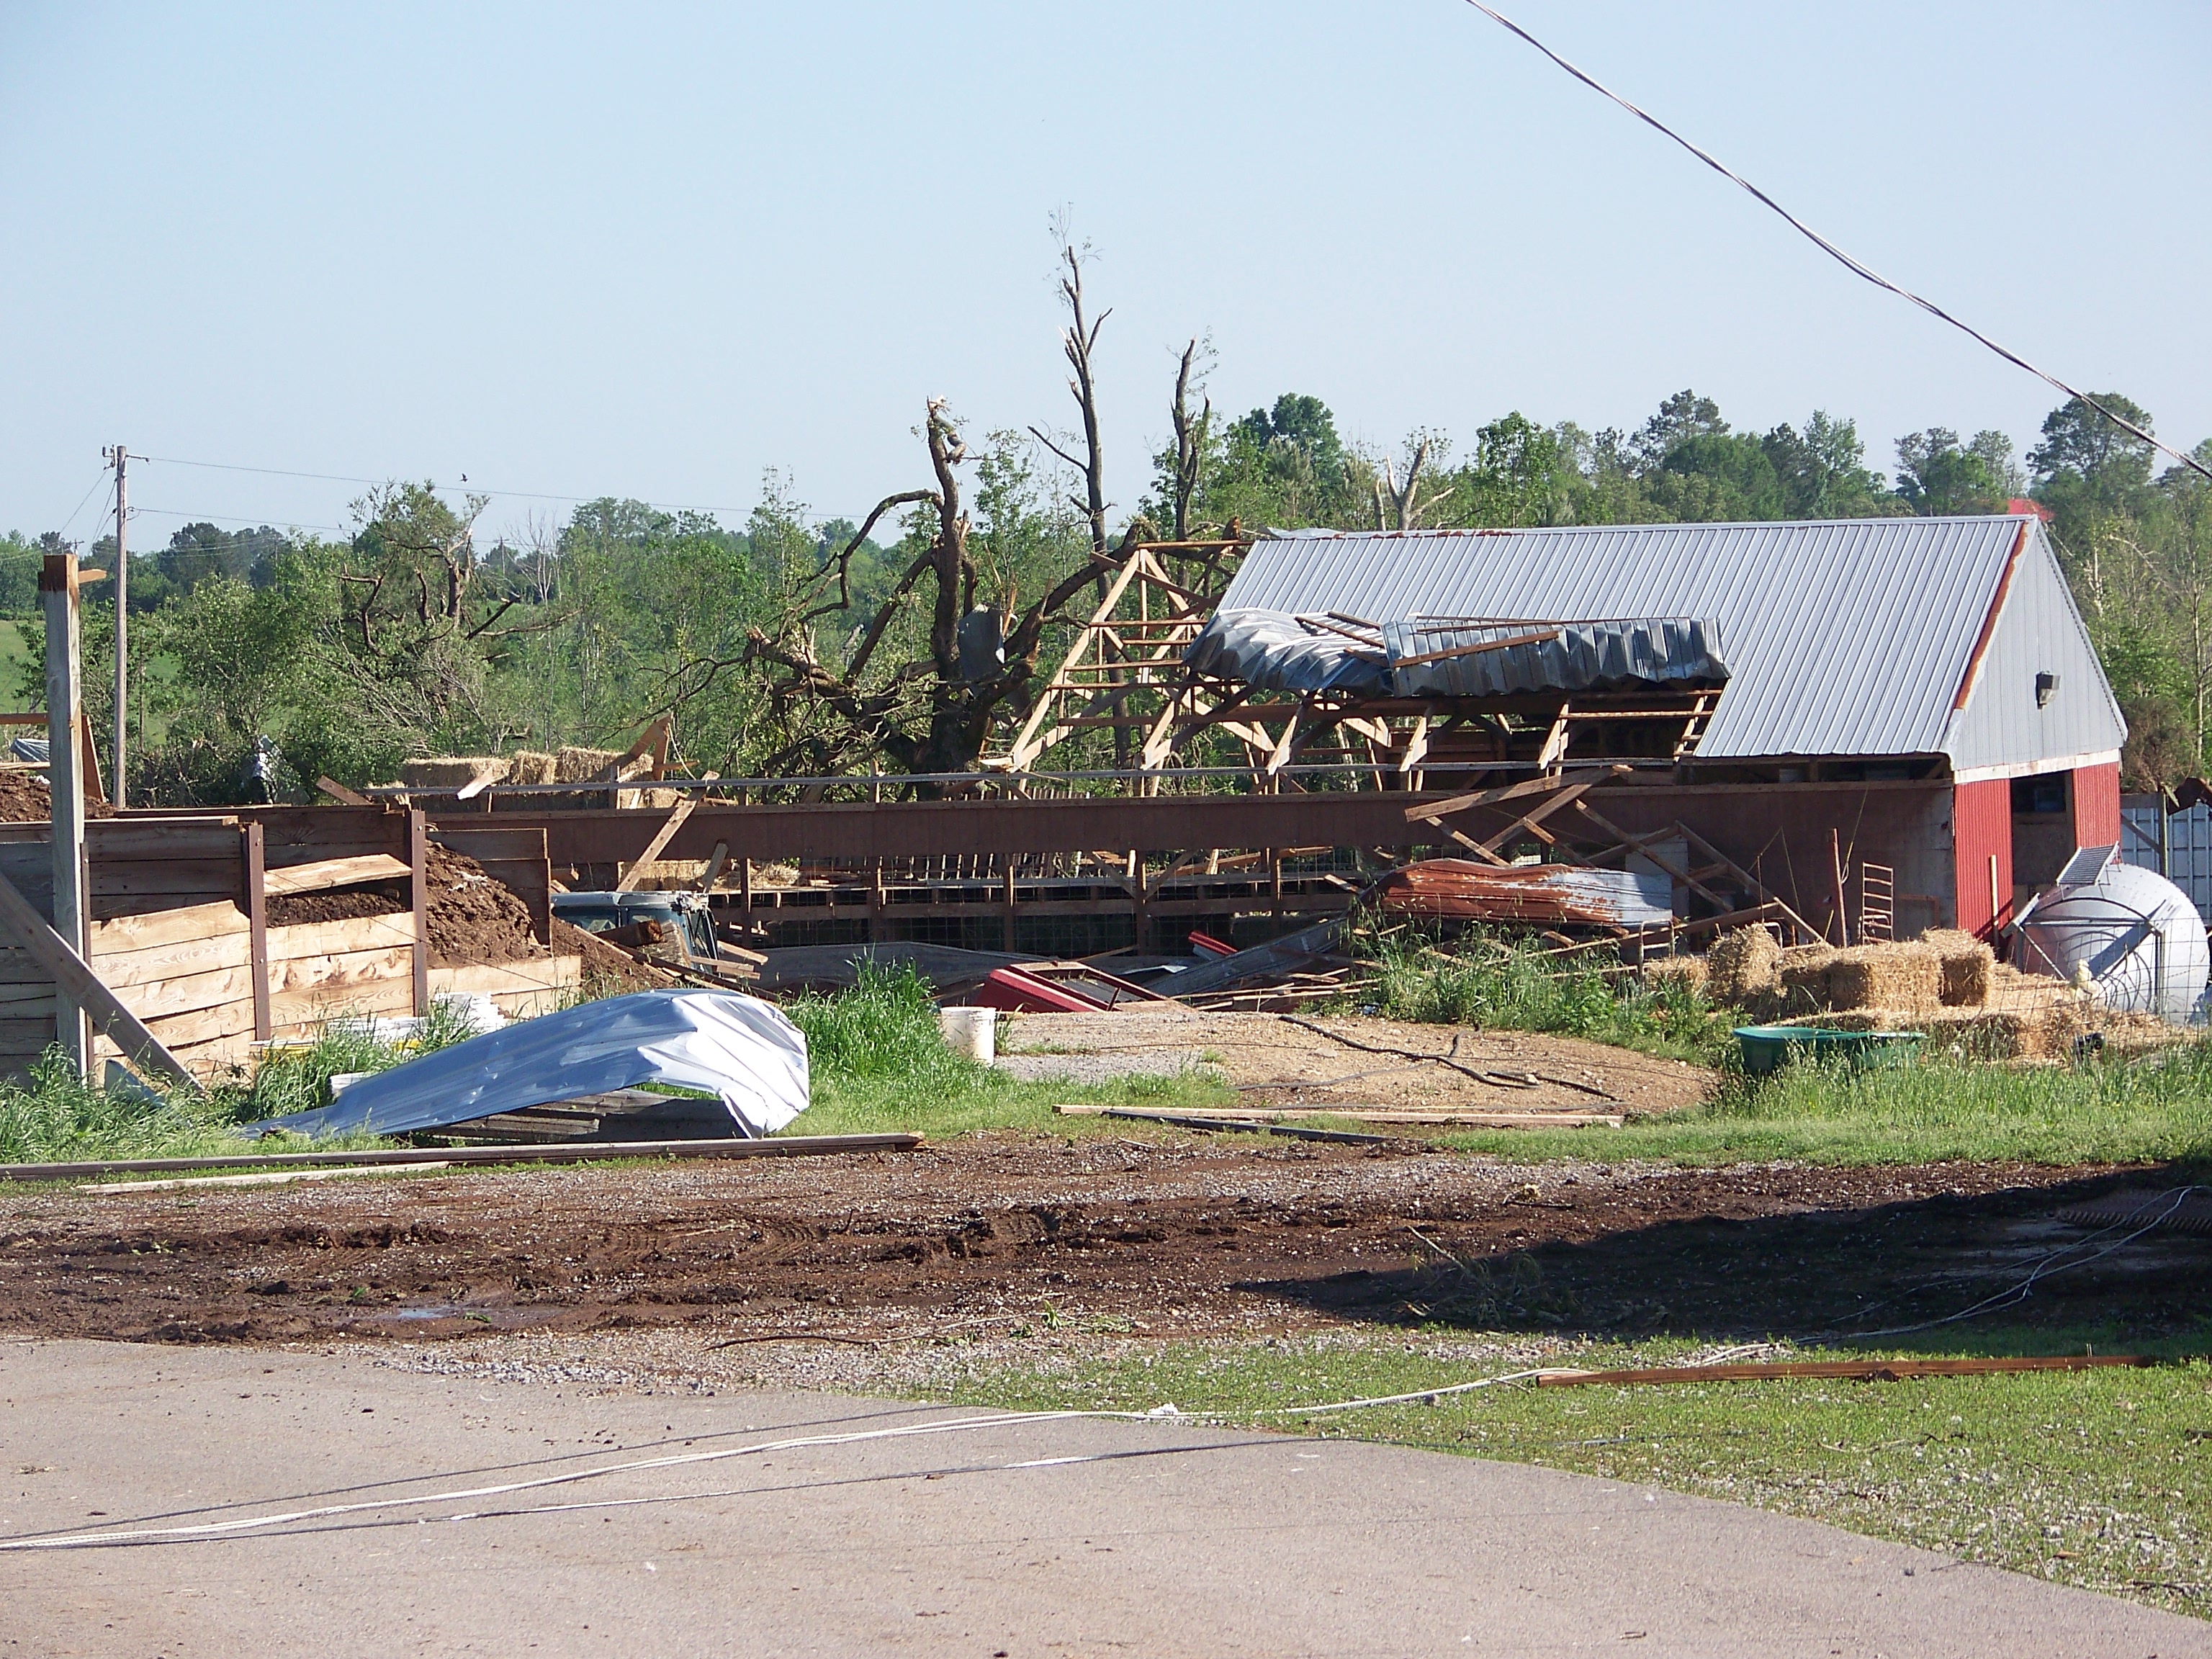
2018,858 -> 2210,1023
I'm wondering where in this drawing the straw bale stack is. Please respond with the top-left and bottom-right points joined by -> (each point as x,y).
1920,928 -> 1995,1007
400,756 -> 507,789
1706,927 -> 1779,1002
1775,944 -> 1840,1006
507,750 -> 558,786
1826,943 -> 1941,1013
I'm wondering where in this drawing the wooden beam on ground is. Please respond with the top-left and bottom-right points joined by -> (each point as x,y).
616,795 -> 700,893
1535,1355 -> 2159,1388
0,864 -> 192,1087
0,1133 -> 927,1183
1056,1104 -> 1624,1129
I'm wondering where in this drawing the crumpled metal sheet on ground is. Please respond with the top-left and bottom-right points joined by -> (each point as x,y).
250,989 -> 809,1141
1376,860 -> 1672,927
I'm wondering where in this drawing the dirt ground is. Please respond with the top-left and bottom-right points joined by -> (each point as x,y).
995,1007 -> 1711,1115
1,1140 -> 2200,1353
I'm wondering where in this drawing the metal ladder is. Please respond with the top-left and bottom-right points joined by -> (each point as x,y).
1859,862 -> 1896,943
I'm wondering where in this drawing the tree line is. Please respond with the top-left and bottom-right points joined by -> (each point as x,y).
3,273 -> 2206,800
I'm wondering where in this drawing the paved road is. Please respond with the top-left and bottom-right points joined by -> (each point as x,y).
1,1338 -> 2200,1658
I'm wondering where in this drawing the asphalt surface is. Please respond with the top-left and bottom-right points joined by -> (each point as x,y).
1,1338 -> 2201,1658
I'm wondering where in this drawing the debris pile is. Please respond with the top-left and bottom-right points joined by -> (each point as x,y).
0,772 -> 115,822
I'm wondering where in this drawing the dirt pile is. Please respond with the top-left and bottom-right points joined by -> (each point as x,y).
262,845 -> 547,970
423,845 -> 544,968
0,771 -> 116,822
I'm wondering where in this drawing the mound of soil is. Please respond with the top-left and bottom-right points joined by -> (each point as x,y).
265,889 -> 404,927
0,770 -> 116,822
423,845 -> 544,968
261,845 -> 547,970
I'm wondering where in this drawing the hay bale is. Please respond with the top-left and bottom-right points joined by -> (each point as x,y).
1922,1007 -> 2035,1061
1769,946 -> 1840,1012
399,755 -> 507,789
1920,927 -> 1995,1007
507,750 -> 557,786
1826,943 -> 1941,1013
554,745 -> 626,784
1642,955 -> 1709,995
1705,926 -> 1779,1003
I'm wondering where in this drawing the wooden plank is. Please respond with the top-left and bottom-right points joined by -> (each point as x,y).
0,1017 -> 58,1048
616,797 -> 700,892
136,997 -> 258,1049
243,823 -> 270,1042
260,853 -> 412,896
409,809 -> 428,1017
431,828 -> 551,862
428,958 -> 578,997
317,776 -> 371,806
266,914 -> 418,960
90,929 -> 253,989
89,898 -> 249,954
269,945 -> 416,997
0,865 -> 192,1083
89,859 -> 244,899
86,821 -> 241,860
1407,765 -> 1629,824
116,963 -> 257,1022
1478,782 -> 1599,855
269,976 -> 415,1031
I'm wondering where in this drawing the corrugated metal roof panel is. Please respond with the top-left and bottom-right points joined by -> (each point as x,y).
1216,518 -> 2041,760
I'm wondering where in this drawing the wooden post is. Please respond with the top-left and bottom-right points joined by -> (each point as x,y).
408,809 -> 429,1015
1830,827 -> 1849,948
242,822 -> 270,1042
739,856 -> 755,940
40,554 -> 89,1077
869,858 -> 889,943
1002,860 -> 1017,953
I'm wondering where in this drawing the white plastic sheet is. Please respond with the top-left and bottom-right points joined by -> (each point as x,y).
251,989 -> 809,1141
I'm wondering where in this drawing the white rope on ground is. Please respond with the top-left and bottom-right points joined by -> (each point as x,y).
0,1369 -> 1572,1552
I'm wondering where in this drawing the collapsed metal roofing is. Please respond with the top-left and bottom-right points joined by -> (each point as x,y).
1184,613 -> 1728,700
1205,518 -> 2125,766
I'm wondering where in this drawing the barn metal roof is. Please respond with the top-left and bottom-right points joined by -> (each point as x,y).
1212,518 -> 2048,761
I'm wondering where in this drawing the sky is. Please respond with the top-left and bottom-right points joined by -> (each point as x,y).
0,1 -> 2205,551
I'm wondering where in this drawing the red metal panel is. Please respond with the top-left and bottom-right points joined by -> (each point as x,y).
2070,762 -> 2122,850
1952,779 -> 2013,937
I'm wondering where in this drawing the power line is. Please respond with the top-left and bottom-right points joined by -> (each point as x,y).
129,504 -> 353,536
139,454 -> 752,518
53,469 -> 114,542
1462,1 -> 2212,485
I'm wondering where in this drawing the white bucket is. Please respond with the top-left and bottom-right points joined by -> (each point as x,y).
938,1005 -> 997,1063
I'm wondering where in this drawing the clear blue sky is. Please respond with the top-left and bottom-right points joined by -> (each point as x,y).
1,1 -> 2204,549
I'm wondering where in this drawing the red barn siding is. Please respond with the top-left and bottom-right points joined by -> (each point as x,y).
1953,779 -> 2013,937
2071,761 -> 2122,850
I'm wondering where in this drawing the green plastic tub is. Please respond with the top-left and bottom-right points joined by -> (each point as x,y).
1733,1025 -> 1925,1076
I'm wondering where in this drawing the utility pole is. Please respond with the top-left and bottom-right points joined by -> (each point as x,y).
103,445 -> 129,808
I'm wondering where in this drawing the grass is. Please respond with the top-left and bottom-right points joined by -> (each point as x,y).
0,997 -> 491,1165
1367,927 -> 1733,1066
783,964 -> 1234,1138
941,1330 -> 2212,1617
